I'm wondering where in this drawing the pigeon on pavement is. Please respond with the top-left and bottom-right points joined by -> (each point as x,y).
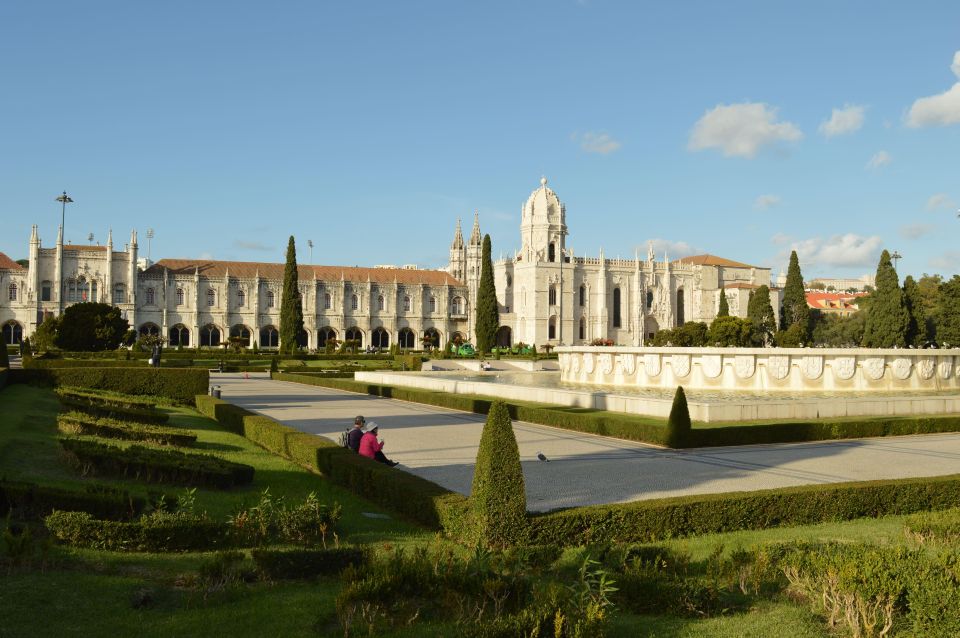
537,451 -> 549,462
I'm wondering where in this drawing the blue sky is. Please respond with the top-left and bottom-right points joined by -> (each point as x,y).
2,1 -> 958,281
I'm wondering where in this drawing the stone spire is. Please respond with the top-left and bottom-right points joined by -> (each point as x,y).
647,241 -> 655,263
451,218 -> 464,249
469,211 -> 481,246
107,228 -> 113,248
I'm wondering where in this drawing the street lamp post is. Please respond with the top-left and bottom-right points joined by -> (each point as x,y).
56,191 -> 73,239
891,250 -> 902,272
146,228 -> 155,262
307,239 -> 313,265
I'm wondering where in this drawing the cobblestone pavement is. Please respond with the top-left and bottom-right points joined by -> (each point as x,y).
214,373 -> 960,512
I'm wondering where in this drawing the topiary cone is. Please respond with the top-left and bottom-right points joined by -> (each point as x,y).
666,386 -> 691,448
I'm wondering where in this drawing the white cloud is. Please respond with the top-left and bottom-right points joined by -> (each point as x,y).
930,251 -> 960,272
866,150 -> 892,170
926,193 -> 956,211
771,232 -> 791,245
818,104 -> 865,137
688,102 -> 802,158
899,223 -> 935,240
754,194 -> 781,210
791,234 -> 884,268
576,131 -> 622,154
906,51 -> 960,127
639,239 -> 700,259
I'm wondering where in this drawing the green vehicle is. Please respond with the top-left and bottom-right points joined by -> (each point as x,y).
455,343 -> 476,356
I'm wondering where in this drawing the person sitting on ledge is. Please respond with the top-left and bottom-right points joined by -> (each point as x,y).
480,360 -> 492,371
347,415 -> 365,452
359,422 -> 399,466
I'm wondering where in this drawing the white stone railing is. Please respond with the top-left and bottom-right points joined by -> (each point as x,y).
556,346 -> 960,392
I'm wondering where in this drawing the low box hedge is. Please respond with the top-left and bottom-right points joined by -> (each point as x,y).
251,547 -> 367,579
58,438 -> 254,489
0,367 -> 7,390
45,510 -> 230,552
57,387 -> 159,409
688,416 -> 960,447
58,396 -> 170,425
57,412 -> 197,447
10,367 -> 208,404
0,479 -> 149,521
25,358 -> 149,369
528,473 -> 960,546
194,395 -> 471,533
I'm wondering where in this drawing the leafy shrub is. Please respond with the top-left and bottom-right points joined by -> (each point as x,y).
10,368 -> 208,404
252,547 -> 367,580
665,386 -> 690,448
44,510 -> 229,552
904,507 -> 960,544
0,479 -> 148,521
57,396 -> 169,425
470,401 -> 529,547
57,387 -> 159,409
58,438 -> 255,488
57,412 -> 196,447
228,489 -> 341,547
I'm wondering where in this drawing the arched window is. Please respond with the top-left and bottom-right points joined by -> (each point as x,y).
351,295 -> 358,311
429,296 -> 437,313
377,295 -> 385,311
200,324 -> 221,347
612,288 -> 621,328
579,285 -> 586,307
579,317 -> 586,340
145,287 -> 155,305
89,281 -> 97,302
646,290 -> 654,311
548,243 -> 556,263
139,323 -> 160,337
113,283 -> 125,304
266,291 -> 275,308
549,285 -> 557,306
345,327 -> 363,347
176,288 -> 185,306
451,296 -> 463,315
207,289 -> 216,307
230,324 -> 251,347
424,327 -> 441,350
3,321 -> 24,345
676,288 -> 685,326
372,327 -> 390,349
237,289 -> 245,307
403,295 -> 411,312
317,327 -> 337,347
549,316 -> 557,340
8,283 -> 17,301
41,280 -> 52,302
260,326 -> 279,348
398,328 -> 415,349
323,292 -> 331,310
169,324 -> 190,347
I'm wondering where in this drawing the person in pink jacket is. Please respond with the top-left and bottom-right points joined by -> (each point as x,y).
358,422 -> 399,466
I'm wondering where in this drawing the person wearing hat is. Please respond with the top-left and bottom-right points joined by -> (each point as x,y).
358,422 -> 399,466
347,415 -> 366,453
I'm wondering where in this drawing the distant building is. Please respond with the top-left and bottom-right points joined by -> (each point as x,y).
807,275 -> 875,292
806,291 -> 867,317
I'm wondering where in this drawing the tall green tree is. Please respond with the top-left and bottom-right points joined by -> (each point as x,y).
903,275 -> 928,346
474,234 -> 499,353
56,303 -> 130,351
936,275 -> 960,346
747,285 -> 777,346
279,236 -> 304,354
665,386 -> 691,448
470,400 -> 529,547
862,250 -> 908,348
781,250 -> 810,338
717,287 -> 729,317
708,315 -> 752,346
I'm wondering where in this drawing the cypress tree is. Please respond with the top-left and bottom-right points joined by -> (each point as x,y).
470,401 -> 529,547
903,275 -> 927,346
717,286 -> 729,317
747,285 -> 777,346
665,386 -> 691,448
279,236 -> 304,354
936,275 -> 960,346
474,234 -> 499,353
862,250 -> 908,348
781,250 -> 810,337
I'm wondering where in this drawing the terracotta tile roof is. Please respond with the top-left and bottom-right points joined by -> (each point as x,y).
672,254 -> 758,269
144,258 -> 462,286
63,244 -> 108,252
0,252 -> 25,270
806,291 -> 867,309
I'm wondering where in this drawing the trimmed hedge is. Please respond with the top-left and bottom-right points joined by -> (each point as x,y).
0,367 -> 7,390
905,507 -> 960,544
274,372 -> 960,449
59,438 -> 254,488
528,473 -> 960,545
10,367 -> 208,404
58,396 -> 170,425
46,350 -> 394,362
25,358 -> 150,369
251,547 -> 367,579
0,479 -> 149,520
272,372 -> 669,445
45,510 -> 229,552
57,387 -> 159,409
194,395 -> 471,532
57,412 -> 197,447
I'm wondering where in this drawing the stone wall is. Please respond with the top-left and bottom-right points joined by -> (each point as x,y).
557,346 -> 960,393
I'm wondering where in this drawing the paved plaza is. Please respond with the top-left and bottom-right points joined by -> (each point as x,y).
214,373 -> 960,513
